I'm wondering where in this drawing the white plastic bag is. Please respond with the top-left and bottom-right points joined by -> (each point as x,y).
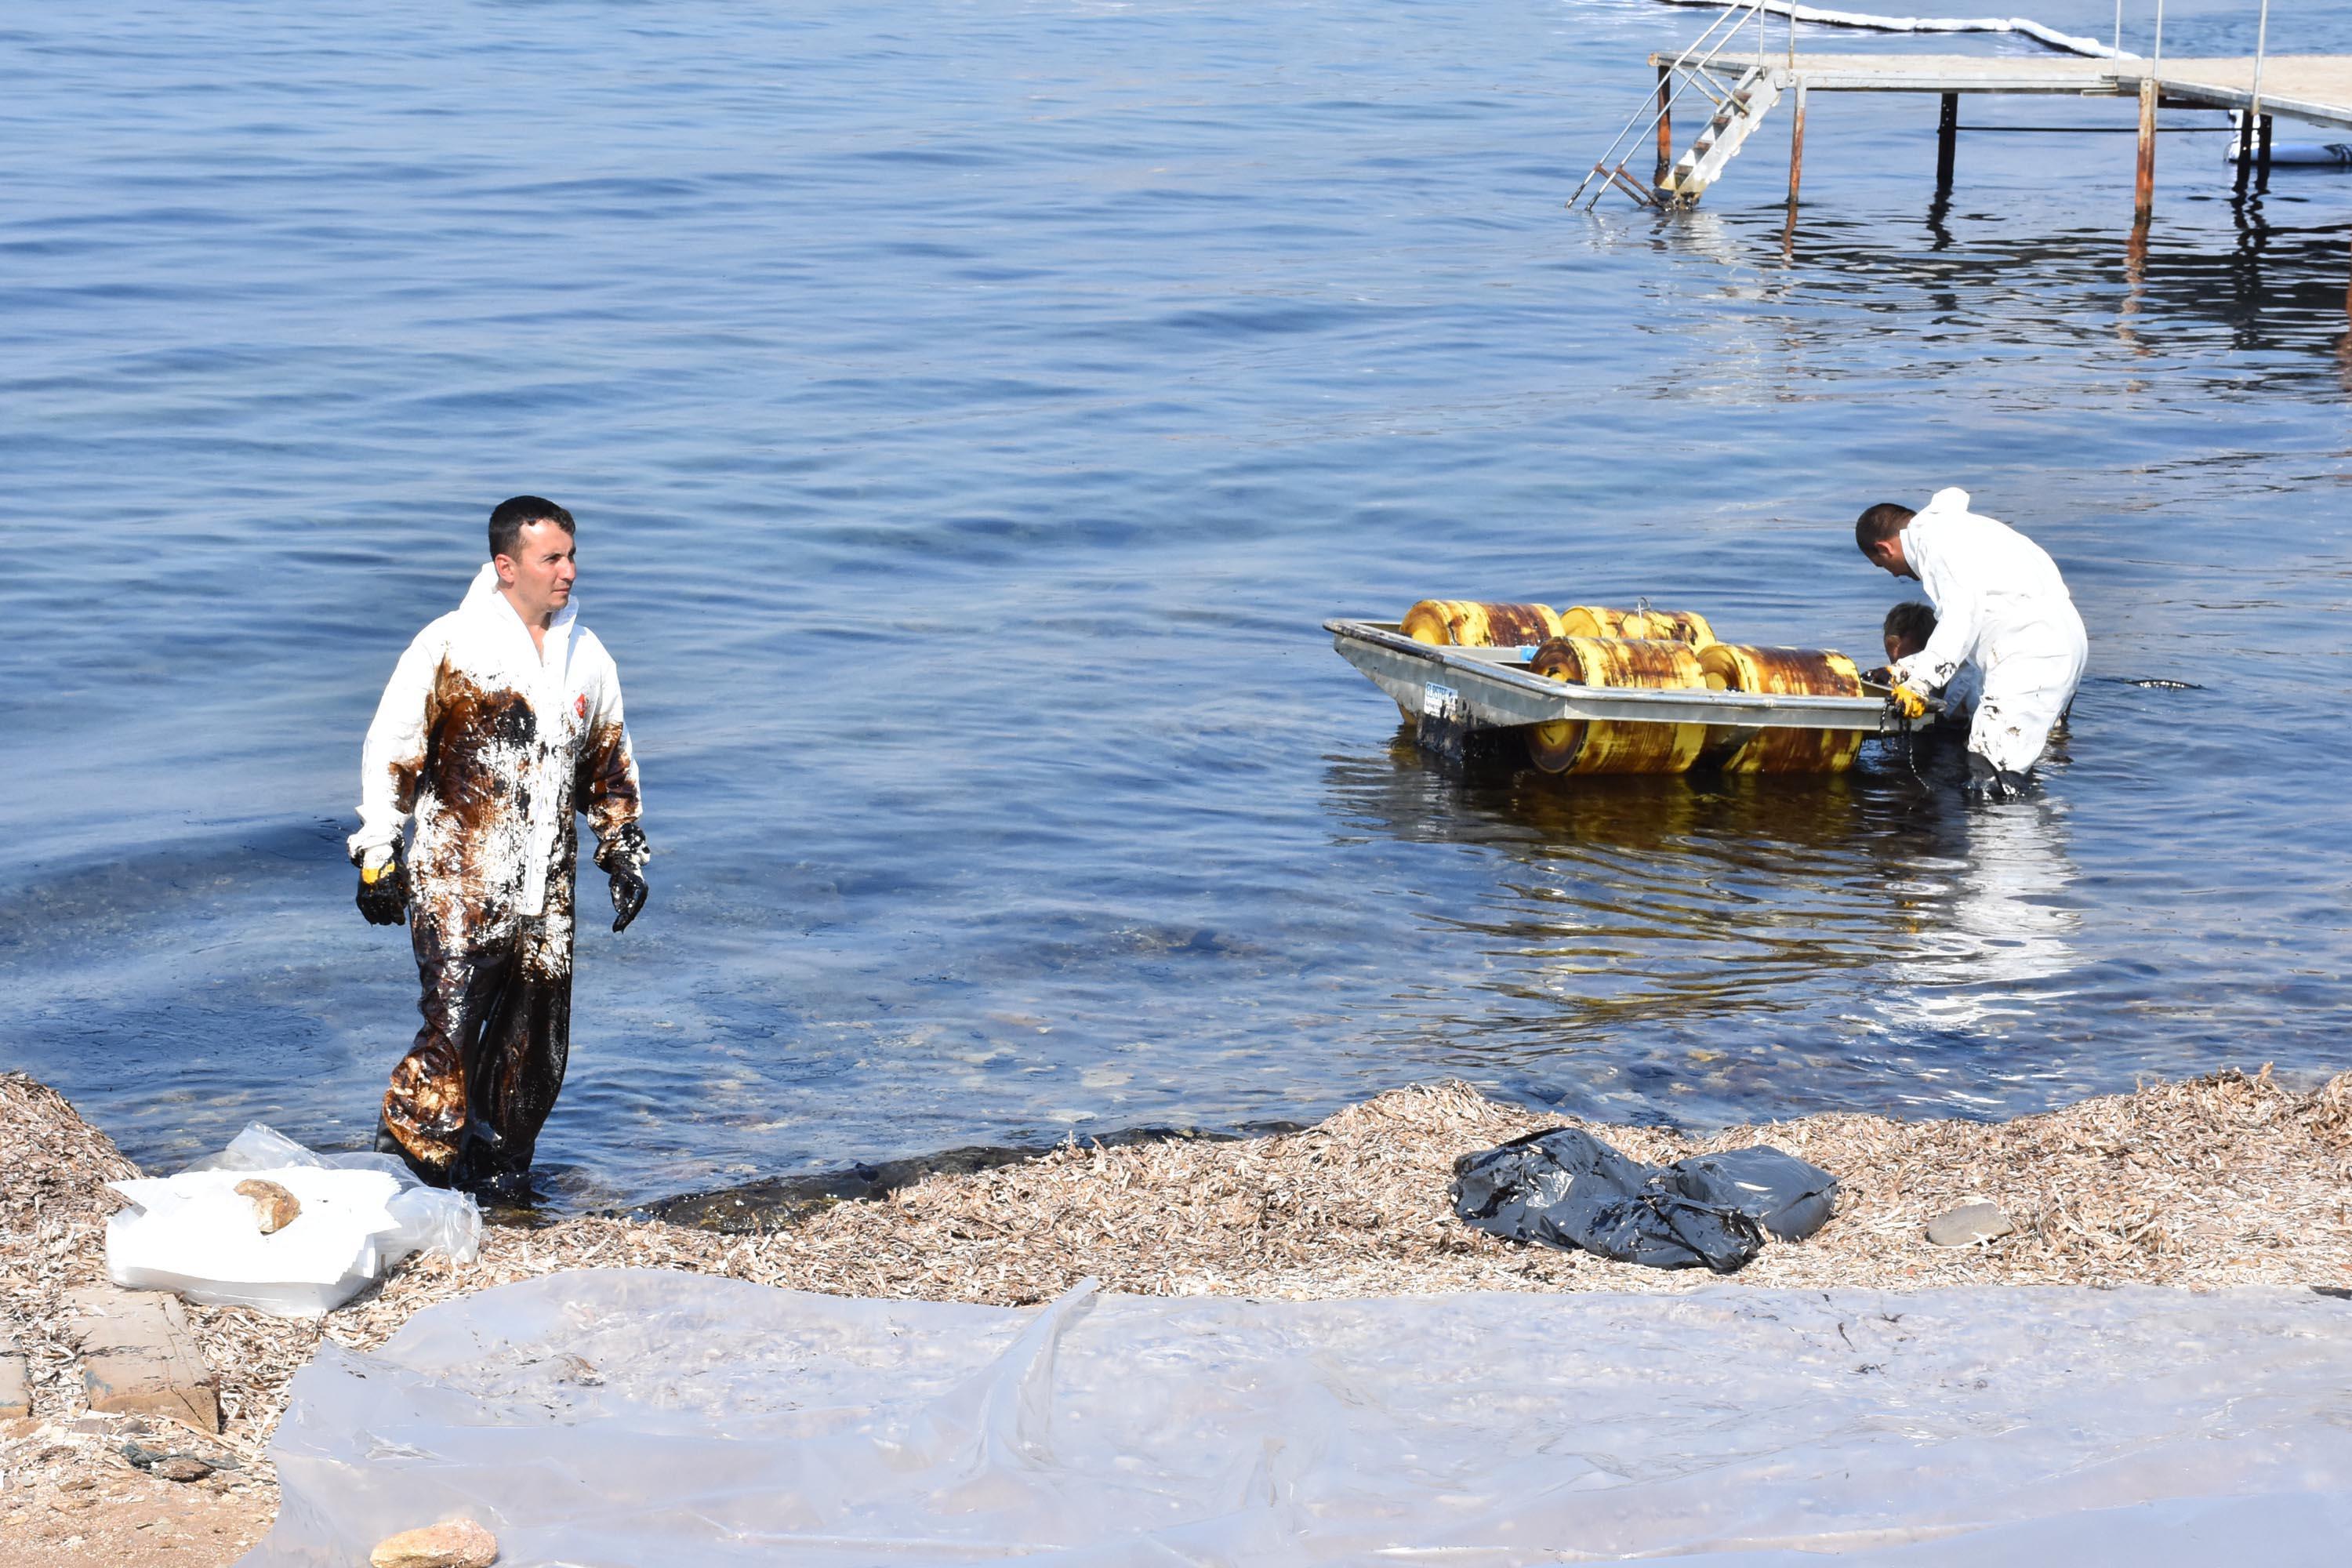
106,1122 -> 479,1317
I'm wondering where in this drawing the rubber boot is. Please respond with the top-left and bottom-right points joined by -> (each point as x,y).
1965,751 -> 2030,800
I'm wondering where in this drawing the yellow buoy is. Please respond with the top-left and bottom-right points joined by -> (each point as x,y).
1399,600 -> 1567,648
1695,644 -> 1867,773
1554,605 -> 1717,648
1523,637 -> 1708,775
1392,603 -> 1571,722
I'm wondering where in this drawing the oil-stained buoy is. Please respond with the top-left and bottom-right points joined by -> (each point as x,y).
1399,600 -> 1567,648
1394,601 -> 1572,724
1524,636 -> 1708,775
1695,644 -> 1867,773
1554,605 -> 1717,648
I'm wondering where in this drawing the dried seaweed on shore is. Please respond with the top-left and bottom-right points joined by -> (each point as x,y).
1,1075 -> 140,1417
8,1065 -> 2352,1514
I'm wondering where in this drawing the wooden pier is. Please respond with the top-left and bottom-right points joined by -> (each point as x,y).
1650,53 -> 2352,205
1631,51 -> 2352,304
1715,53 -> 2352,125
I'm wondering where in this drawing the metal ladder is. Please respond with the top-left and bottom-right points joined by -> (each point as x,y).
1658,67 -> 1783,201
1571,0 -> 1788,210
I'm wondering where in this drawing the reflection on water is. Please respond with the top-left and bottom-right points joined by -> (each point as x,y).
1881,797 -> 2080,1035
1773,211 -> 2352,364
1326,728 -> 2111,1122
1345,733 -> 1898,1023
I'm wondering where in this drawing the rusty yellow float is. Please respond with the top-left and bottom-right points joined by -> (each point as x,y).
1553,604 -> 1717,648
1399,600 -> 1568,648
1694,644 -> 1870,774
1399,600 -> 1719,652
1523,636 -> 1711,775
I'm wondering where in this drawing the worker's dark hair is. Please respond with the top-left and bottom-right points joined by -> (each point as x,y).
1854,503 -> 1914,550
488,495 -> 576,561
1882,601 -> 1936,649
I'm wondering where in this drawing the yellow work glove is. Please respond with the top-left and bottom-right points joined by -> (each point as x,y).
1889,685 -> 1929,721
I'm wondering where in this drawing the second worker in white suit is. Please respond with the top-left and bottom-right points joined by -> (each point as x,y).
1854,487 -> 2087,795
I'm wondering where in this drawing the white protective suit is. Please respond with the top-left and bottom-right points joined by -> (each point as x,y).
350,561 -> 645,1185
1938,661 -> 1983,727
1888,488 -> 2087,779
351,562 -> 641,917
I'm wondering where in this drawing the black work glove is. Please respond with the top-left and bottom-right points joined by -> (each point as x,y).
596,822 -> 651,933
608,866 -> 648,932
353,840 -> 408,927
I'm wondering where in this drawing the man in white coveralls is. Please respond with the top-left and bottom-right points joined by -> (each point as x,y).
348,496 -> 651,1192
1855,488 -> 2087,797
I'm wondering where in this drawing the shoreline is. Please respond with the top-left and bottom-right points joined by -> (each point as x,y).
6,1065 -> 2351,1566
630,1116 -> 1308,1231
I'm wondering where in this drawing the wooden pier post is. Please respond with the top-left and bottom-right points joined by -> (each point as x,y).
1655,67 -> 1674,187
2134,78 -> 2158,220
1786,81 -> 1808,207
1936,93 -> 1958,187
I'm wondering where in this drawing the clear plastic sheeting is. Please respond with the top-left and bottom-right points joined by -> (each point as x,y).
107,1123 -> 479,1317
245,1270 -> 2352,1565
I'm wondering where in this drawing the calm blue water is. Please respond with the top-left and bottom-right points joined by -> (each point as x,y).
4,1 -> 2347,1207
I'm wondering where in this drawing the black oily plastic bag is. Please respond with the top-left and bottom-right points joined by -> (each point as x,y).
1450,1128 -> 1837,1274
1666,1147 -> 1840,1243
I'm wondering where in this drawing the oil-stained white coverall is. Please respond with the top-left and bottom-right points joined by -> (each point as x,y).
350,563 -> 645,1185
1888,488 -> 2087,779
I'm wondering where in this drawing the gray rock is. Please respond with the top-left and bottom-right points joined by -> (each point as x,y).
1926,1201 -> 2014,1247
121,1439 -> 234,1482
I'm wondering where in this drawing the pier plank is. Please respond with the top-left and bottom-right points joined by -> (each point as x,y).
68,1287 -> 220,1433
1644,53 -> 2352,130
2146,56 -> 2352,128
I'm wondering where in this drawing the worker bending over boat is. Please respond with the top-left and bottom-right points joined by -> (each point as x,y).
1854,488 -> 2085,795
348,496 -> 652,1193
